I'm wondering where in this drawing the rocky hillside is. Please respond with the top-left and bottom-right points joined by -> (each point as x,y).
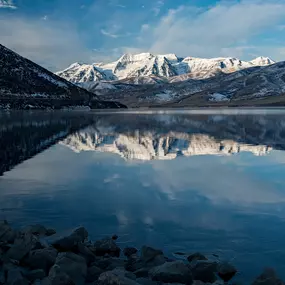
0,44 -> 126,109
96,61 -> 285,107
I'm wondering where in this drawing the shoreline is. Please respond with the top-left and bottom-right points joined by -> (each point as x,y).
0,221 -> 283,285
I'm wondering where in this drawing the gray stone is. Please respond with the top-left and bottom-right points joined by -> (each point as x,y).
24,247 -> 58,272
149,261 -> 193,284
124,247 -> 138,258
76,243 -> 96,265
110,268 -> 136,280
134,268 -> 150,278
136,278 -> 158,285
98,271 -> 141,285
6,233 -> 38,261
141,246 -> 163,263
187,253 -> 207,264
94,237 -> 121,257
24,269 -> 46,281
0,220 -> 16,243
52,227 -> 88,252
42,264 -> 75,285
217,262 -> 237,282
191,261 -> 218,283
92,257 -> 125,271
252,268 -> 285,285
7,268 -> 29,285
86,265 -> 103,282
53,252 -> 87,285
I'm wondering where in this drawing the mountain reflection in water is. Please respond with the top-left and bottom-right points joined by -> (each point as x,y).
1,110 -> 285,283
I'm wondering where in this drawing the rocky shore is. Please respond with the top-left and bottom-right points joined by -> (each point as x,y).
0,221 -> 283,285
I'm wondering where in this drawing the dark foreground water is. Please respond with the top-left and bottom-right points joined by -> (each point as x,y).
1,110 -> 285,282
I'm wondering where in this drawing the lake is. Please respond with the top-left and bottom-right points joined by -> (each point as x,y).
1,109 -> 285,282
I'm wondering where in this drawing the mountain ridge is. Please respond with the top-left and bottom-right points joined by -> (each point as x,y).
56,53 -> 275,86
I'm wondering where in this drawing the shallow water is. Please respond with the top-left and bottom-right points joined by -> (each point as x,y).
1,110 -> 285,282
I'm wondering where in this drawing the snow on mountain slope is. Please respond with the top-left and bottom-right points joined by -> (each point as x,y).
62,127 -> 271,161
57,53 -> 275,88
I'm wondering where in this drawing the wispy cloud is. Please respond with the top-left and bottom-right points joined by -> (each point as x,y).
152,0 -> 164,16
100,29 -> 120,38
0,0 -> 17,9
136,0 -> 285,60
0,15 -> 93,71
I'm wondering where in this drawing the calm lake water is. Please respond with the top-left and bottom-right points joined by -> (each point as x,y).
1,110 -> 285,282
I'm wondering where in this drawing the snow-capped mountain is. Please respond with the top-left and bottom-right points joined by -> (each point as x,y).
56,53 -> 275,86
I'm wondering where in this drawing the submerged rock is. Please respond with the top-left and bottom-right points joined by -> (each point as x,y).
149,261 -> 193,284
187,253 -> 208,263
252,268 -> 285,285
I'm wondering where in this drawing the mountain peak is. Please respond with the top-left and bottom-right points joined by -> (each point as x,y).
250,56 -> 275,66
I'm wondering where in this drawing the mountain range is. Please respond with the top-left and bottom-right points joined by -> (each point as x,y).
0,44 -> 125,109
56,53 -> 285,107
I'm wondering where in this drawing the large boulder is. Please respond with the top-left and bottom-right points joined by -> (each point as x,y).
86,265 -> 104,283
141,246 -> 163,263
149,261 -> 193,284
6,232 -> 38,261
98,271 -> 141,285
124,247 -> 138,258
24,269 -> 46,281
191,261 -> 218,283
23,247 -> 58,273
52,227 -> 88,252
92,257 -> 126,271
93,237 -> 121,257
217,262 -> 237,282
0,220 -> 16,243
252,268 -> 285,285
52,252 -> 87,285
42,264 -> 75,285
75,242 -> 96,265
6,268 -> 29,285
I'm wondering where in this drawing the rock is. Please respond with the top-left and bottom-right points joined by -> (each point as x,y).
217,262 -> 237,282
0,220 -> 16,243
187,253 -> 207,263
76,243 -> 96,265
7,268 -> 29,285
99,257 -> 125,271
134,268 -> 150,278
86,265 -> 103,282
136,278 -> 158,285
98,271 -> 141,285
124,247 -> 138,258
252,268 -> 285,285
53,252 -> 87,285
72,227 -> 88,242
24,247 -> 58,273
52,227 -> 88,252
22,224 -> 49,236
42,264 -> 75,285
112,235 -> 118,240
191,261 -> 218,283
110,268 -> 137,280
149,261 -> 193,284
46,229 -> 57,237
141,246 -> 163,263
93,237 -> 121,257
6,233 -> 37,261
24,269 -> 46,281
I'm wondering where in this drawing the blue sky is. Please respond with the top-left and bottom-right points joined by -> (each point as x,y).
1,0 -> 285,71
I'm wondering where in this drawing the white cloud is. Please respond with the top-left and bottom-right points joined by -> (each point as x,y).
137,1 -> 285,60
0,15 -> 94,71
0,0 -> 16,9
101,29 -> 120,38
152,0 -> 164,16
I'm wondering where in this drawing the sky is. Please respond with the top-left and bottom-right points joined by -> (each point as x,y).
1,0 -> 285,71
